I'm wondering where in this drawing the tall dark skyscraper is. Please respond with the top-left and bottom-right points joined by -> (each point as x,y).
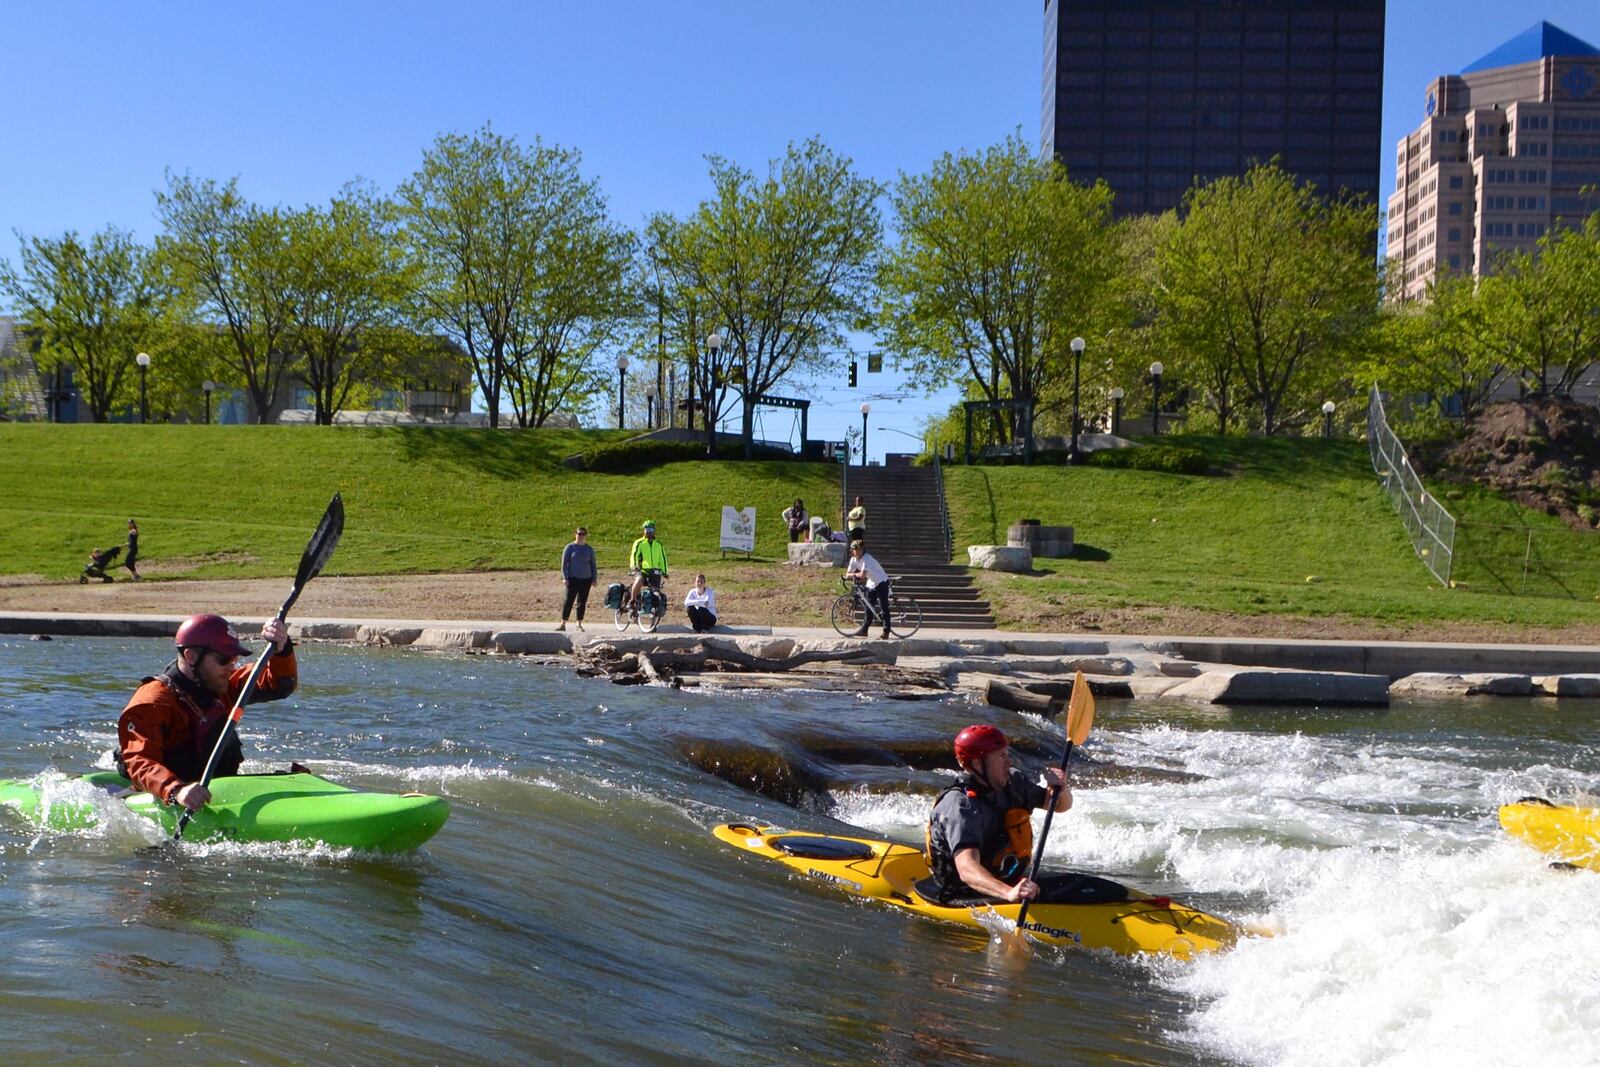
1043,0 -> 1387,216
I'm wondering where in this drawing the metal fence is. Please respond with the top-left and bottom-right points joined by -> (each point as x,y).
1367,384 -> 1456,586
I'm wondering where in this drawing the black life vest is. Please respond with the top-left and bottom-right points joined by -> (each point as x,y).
113,666 -> 242,783
924,773 -> 1037,897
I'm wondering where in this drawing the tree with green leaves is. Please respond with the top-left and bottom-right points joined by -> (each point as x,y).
1475,211 -> 1600,396
1157,163 -> 1379,434
653,138 -> 883,457
1363,271 -> 1505,423
397,126 -> 631,428
501,170 -> 638,429
156,174 -> 300,423
0,227 -> 174,421
877,135 -> 1118,444
282,188 -> 415,425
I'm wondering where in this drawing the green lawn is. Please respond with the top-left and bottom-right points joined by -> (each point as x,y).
0,424 -> 841,580
943,435 -> 1600,629
8,423 -> 1600,633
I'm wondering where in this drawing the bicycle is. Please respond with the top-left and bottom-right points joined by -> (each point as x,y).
615,568 -> 668,633
830,575 -> 922,638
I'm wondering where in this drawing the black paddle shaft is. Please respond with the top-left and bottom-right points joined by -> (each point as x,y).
1013,739 -> 1075,930
173,493 -> 344,841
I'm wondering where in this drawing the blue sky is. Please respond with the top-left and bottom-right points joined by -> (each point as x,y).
3,2 -> 1597,456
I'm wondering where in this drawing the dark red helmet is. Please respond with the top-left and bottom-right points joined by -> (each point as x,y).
954,724 -> 1008,767
175,614 -> 251,659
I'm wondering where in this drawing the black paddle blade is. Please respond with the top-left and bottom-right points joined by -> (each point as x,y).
296,493 -> 345,588
276,493 -> 345,620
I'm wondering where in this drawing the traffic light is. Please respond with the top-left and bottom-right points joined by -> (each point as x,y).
848,360 -> 858,387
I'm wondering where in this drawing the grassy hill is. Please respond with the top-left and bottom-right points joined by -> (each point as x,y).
0,424 -> 840,580
943,436 -> 1600,631
6,423 -> 1600,635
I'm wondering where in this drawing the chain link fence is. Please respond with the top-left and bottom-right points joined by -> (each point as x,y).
1367,385 -> 1456,586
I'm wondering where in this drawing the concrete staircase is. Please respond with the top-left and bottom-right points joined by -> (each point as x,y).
841,463 -> 995,629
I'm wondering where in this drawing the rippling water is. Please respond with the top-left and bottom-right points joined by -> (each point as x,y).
2,636 -> 1598,1066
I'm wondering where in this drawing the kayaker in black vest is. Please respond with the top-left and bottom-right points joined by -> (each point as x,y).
115,613 -> 297,811
924,724 -> 1072,906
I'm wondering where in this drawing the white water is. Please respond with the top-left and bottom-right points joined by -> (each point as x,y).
831,721 -> 1600,1067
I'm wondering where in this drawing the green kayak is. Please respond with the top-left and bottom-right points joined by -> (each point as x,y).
0,770 -> 449,851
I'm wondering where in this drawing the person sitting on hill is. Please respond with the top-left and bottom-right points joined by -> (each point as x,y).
117,613 -> 297,811
783,498 -> 808,543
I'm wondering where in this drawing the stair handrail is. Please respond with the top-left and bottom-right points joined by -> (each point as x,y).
932,451 -> 954,564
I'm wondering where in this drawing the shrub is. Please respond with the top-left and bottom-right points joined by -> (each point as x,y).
572,438 -> 803,472
1083,445 -> 1209,475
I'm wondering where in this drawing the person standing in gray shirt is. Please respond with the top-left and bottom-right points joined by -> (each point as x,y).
558,527 -> 596,631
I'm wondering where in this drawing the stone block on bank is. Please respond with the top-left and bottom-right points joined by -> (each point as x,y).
1165,667 -> 1390,706
294,622 -> 359,641
968,545 -> 1032,572
415,628 -> 492,650
356,625 -> 422,646
1128,676 -> 1189,699
1390,672 -> 1534,697
1533,674 -> 1600,697
788,542 -> 847,567
491,631 -> 572,654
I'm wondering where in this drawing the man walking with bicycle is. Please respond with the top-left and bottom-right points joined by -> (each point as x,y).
845,541 -> 892,639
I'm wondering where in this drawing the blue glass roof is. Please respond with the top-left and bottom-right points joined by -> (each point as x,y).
1462,22 -> 1600,73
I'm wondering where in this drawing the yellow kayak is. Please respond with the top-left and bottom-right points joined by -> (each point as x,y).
713,822 -> 1236,959
1500,798 -> 1600,870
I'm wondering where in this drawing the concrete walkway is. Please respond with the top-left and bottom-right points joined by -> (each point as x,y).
5,610 -> 1600,680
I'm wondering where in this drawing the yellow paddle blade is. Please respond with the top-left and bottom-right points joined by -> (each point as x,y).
1067,669 -> 1096,746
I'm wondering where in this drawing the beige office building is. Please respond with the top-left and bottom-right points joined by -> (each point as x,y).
1387,22 -> 1600,301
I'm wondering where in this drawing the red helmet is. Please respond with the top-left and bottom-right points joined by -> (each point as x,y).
954,724 -> 1008,768
174,614 -> 251,658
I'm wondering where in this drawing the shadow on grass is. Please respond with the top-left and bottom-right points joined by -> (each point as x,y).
1071,543 -> 1112,562
388,426 -> 573,480
1139,435 -> 1369,485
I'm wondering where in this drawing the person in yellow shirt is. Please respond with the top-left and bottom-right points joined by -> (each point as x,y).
628,520 -> 669,609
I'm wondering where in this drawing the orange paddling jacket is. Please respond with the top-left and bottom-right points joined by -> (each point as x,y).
116,650 -> 297,803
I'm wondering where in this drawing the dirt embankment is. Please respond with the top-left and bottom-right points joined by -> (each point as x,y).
6,569 -> 1600,645
1418,396 -> 1600,529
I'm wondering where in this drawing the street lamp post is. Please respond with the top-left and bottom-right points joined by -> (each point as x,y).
135,352 -> 151,424
1148,361 -> 1164,436
1069,336 -> 1086,462
1108,387 -> 1124,436
202,380 -> 215,425
859,402 -> 871,467
616,354 -> 630,429
705,331 -> 722,456
1322,400 -> 1336,440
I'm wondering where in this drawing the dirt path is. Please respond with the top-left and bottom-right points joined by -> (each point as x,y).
5,570 -> 1600,645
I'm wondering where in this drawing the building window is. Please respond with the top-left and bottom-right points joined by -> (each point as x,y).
1448,202 -> 1462,215
1449,175 -> 1463,189
1448,228 -> 1462,242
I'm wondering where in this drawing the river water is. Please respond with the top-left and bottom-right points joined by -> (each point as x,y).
1,636 -> 1597,1067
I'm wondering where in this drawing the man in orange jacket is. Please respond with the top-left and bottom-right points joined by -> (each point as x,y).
117,613 -> 297,811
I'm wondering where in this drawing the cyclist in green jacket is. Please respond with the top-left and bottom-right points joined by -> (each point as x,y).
628,520 -> 669,609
